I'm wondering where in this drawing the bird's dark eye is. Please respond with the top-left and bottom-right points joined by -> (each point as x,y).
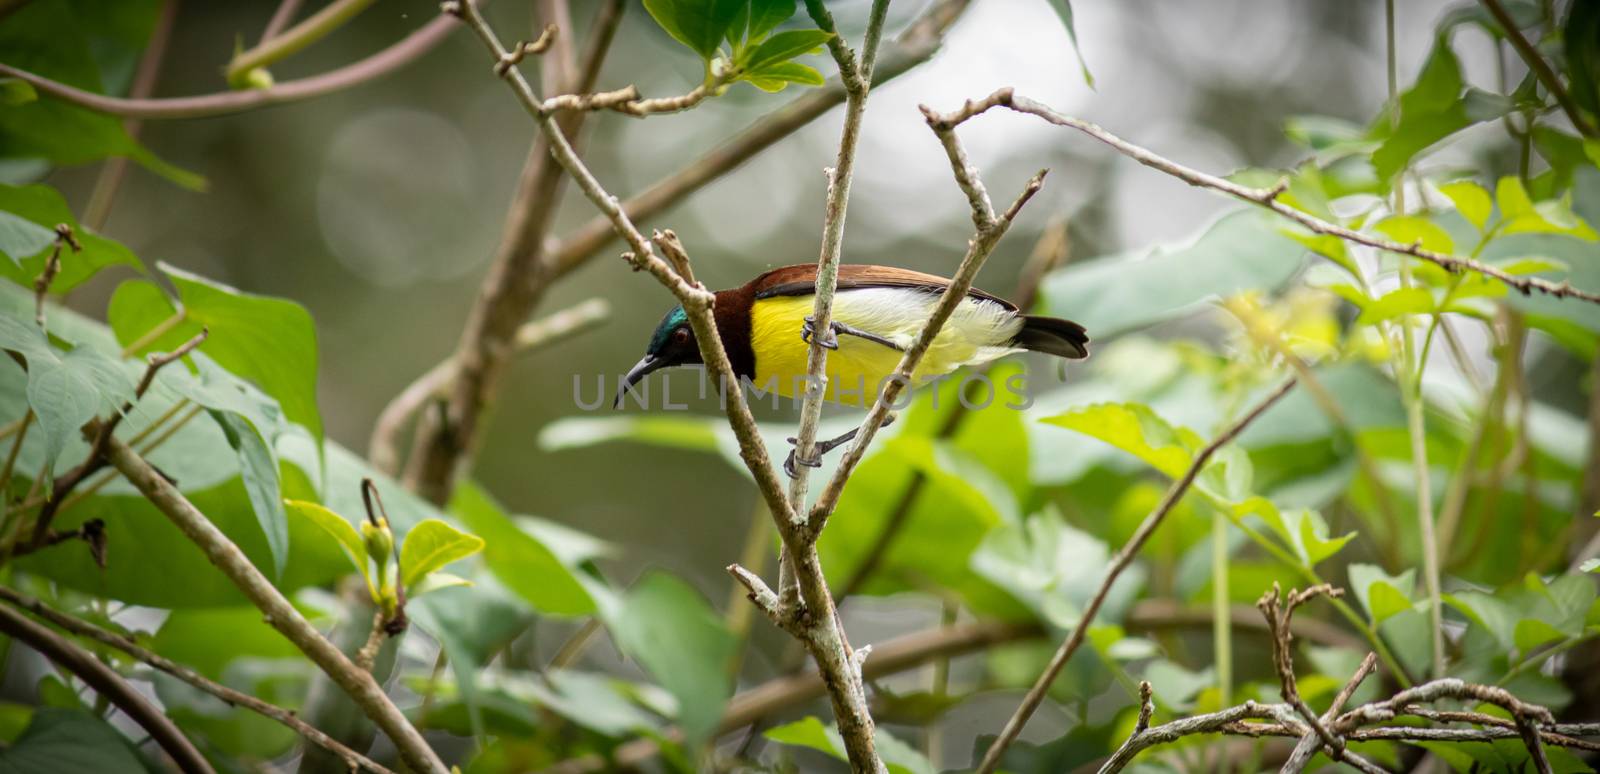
672,327 -> 691,346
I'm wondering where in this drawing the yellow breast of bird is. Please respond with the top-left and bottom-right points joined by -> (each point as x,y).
748,287 -> 1026,406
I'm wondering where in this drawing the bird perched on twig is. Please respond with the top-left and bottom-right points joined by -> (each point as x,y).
615,263 -> 1089,475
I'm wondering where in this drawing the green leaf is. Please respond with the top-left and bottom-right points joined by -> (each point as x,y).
213,409 -> 288,578
1349,564 -> 1416,624
643,0 -> 746,61
399,518 -> 485,589
972,507 -> 1145,630
0,78 -> 38,106
409,582 -> 536,742
745,61 -> 824,91
1355,286 -> 1436,325
285,499 -> 366,577
765,716 -> 935,774
1044,0 -> 1094,88
1373,214 -> 1456,254
1371,38 -> 1510,184
1275,507 -> 1355,566
1565,0 -> 1600,118
0,183 -> 142,292
0,708 -> 156,773
109,265 -> 323,449
0,316 -> 134,483
1447,591 -> 1520,650
1496,176 -> 1535,220
1040,402 -> 1198,478
609,572 -> 736,746
0,1 -> 201,189
409,571 -> 472,597
450,482 -> 596,616
0,211 -> 55,265
1439,180 -> 1493,230
743,28 -> 833,71
745,0 -> 795,41
1513,617 -> 1566,652
1036,210 -> 1309,337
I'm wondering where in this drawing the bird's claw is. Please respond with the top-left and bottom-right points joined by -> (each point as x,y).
783,437 -> 824,479
801,316 -> 839,350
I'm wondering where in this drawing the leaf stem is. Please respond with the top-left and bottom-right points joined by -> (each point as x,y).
225,0 -> 379,85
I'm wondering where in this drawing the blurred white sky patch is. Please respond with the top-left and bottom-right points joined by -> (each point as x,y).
317,108 -> 487,286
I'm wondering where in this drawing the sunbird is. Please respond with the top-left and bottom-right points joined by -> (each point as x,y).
616,264 -> 1089,475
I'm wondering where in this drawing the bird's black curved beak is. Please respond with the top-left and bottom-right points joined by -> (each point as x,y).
614,354 -> 667,408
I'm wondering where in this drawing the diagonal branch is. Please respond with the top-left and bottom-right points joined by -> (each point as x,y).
1478,0 -> 1596,138
0,586 -> 393,774
100,436 -> 447,773
943,88 -> 1600,305
976,378 -> 1299,774
0,601 -> 214,774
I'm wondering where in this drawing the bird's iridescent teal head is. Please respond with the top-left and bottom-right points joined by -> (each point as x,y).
615,305 -> 702,408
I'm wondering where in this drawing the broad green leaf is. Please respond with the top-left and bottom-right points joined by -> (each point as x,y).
0,78 -> 37,106
1447,591 -> 1519,650
1513,618 -> 1566,652
1371,38 -> 1511,183
743,28 -> 832,71
109,265 -> 323,449
0,1 -> 200,189
746,61 -> 824,91
1496,176 -> 1535,220
0,211 -> 55,265
1143,659 -> 1215,712
1438,180 -> 1493,230
0,184 -> 142,292
1349,564 -> 1416,624
745,0 -> 795,41
0,316 -> 134,482
1274,507 -> 1354,566
1040,402 -> 1197,478
972,508 -> 1145,630
213,409 -> 288,578
1036,210 -> 1308,337
1355,286 -> 1435,325
399,518 -> 485,589
609,572 -> 736,746
765,716 -> 935,774
409,571 -> 472,597
0,708 -> 156,773
285,499 -> 366,577
409,582 -> 536,742
450,481 -> 595,616
643,0 -> 746,61
1044,0 -> 1094,88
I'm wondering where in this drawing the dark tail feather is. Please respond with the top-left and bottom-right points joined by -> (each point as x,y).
1012,315 -> 1089,359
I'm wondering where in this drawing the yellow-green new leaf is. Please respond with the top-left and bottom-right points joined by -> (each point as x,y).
1495,176 -> 1535,220
1373,214 -> 1455,255
285,499 -> 365,576
1438,180 -> 1492,230
1039,402 -> 1198,479
1356,287 -> 1435,325
408,571 -> 473,598
399,518 -> 485,589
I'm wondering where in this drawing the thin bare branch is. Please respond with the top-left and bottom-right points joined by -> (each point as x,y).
0,601 -> 214,774
977,378 -> 1299,774
0,586 -> 392,774
0,6 -> 470,120
942,88 -> 1600,304
101,436 -> 447,773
